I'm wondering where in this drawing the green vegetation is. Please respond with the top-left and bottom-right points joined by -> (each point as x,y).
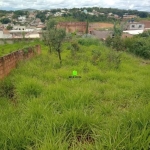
12,10 -> 28,19
0,39 -> 40,57
105,30 -> 150,59
0,18 -> 11,24
0,37 -> 150,149
36,11 -> 46,23
42,19 -> 66,64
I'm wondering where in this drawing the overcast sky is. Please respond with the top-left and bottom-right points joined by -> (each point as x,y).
0,0 -> 150,11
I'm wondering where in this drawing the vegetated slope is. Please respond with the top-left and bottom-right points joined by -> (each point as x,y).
0,39 -> 150,149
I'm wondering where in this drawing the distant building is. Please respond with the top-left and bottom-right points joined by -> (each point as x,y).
0,30 -> 12,38
140,21 -> 150,30
29,14 -> 35,18
123,15 -> 138,20
57,22 -> 86,33
123,30 -> 144,35
54,12 -> 63,17
13,26 -> 26,30
88,12 -> 94,16
125,22 -> 145,30
18,16 -> 26,22
108,13 -> 113,16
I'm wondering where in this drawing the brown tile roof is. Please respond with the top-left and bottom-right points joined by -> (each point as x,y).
140,21 -> 150,28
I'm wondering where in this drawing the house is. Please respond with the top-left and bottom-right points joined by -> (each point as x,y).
54,12 -> 63,17
123,15 -> 138,20
61,10 -> 66,13
13,25 -> 26,30
18,16 -> 26,22
140,21 -> 150,30
108,13 -> 113,16
35,18 -> 41,23
125,22 -> 145,30
99,13 -> 105,15
29,13 -> 35,18
122,22 -> 144,35
3,24 -> 9,29
88,12 -> 94,16
0,29 -> 12,38
114,14 -> 119,18
25,32 -> 40,38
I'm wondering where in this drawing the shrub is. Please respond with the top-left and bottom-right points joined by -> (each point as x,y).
71,40 -> 80,51
105,36 -> 125,51
106,35 -> 150,59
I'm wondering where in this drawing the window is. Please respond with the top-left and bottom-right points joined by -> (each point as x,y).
139,25 -> 142,28
131,25 -> 135,28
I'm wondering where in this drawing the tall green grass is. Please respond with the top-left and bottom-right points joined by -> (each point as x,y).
0,38 -> 150,149
0,39 -> 42,56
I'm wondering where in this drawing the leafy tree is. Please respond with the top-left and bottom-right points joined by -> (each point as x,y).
113,22 -> 123,37
36,12 -> 46,22
43,19 -> 66,64
13,10 -> 27,19
6,25 -> 13,30
138,12 -> 148,18
0,18 -> 11,24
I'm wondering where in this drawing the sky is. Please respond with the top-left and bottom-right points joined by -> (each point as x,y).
0,0 -> 150,12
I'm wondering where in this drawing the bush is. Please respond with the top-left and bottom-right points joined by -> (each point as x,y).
126,37 -> 150,59
106,35 -> 150,59
71,40 -> 80,51
105,36 -> 125,51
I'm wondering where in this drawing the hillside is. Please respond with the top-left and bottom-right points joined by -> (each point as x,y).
0,38 -> 150,149
18,8 -> 37,12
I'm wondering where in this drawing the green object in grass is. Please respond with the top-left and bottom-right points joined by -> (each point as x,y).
73,70 -> 77,76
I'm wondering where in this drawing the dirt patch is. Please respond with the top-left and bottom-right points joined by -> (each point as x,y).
140,60 -> 150,66
89,22 -> 114,29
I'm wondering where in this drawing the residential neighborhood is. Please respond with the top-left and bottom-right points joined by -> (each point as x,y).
0,8 -> 150,40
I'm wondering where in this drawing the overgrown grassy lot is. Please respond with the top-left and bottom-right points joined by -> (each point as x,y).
0,38 -> 150,150
0,39 -> 40,57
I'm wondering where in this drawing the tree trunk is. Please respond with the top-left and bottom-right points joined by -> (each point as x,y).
48,42 -> 52,53
58,49 -> 62,64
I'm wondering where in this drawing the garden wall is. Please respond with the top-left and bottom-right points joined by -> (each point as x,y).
0,45 -> 41,79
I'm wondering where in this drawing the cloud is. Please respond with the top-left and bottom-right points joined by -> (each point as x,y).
0,0 -> 150,11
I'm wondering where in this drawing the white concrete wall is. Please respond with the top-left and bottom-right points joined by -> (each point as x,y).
0,31 -> 3,38
0,31 -> 12,38
129,24 -> 145,30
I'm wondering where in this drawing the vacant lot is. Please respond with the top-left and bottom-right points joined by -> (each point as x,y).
0,38 -> 150,149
